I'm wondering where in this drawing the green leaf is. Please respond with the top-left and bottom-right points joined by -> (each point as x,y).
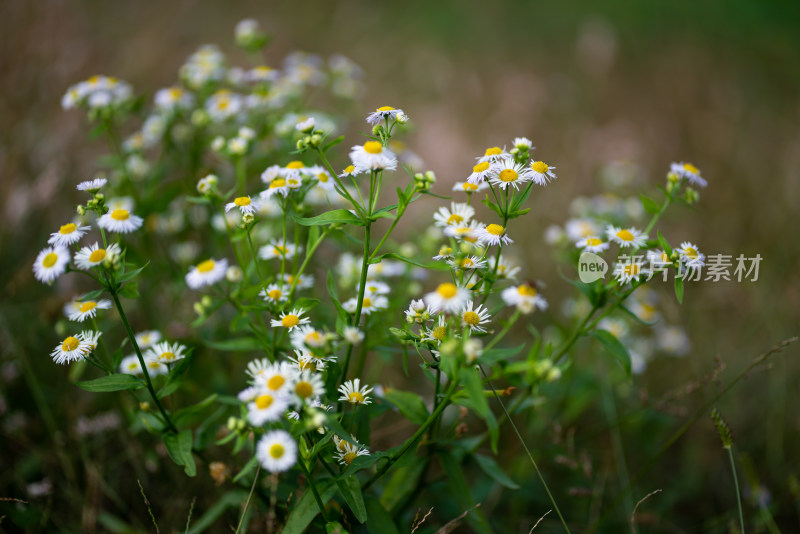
158,352 -> 195,398
185,490 -> 248,534
322,135 -> 344,152
206,337 -> 261,352
481,195 -> 504,218
174,394 -> 219,427
383,389 -> 429,425
674,275 -> 684,304
117,261 -> 150,283
439,452 -> 493,533
458,367 -> 499,452
640,194 -> 661,215
231,456 -> 259,484
336,476 -> 367,524
369,252 -> 447,270
379,457 -> 427,512
325,522 -> 349,534
657,230 -> 672,255
589,329 -> 632,376
473,453 -> 520,489
118,281 -> 140,299
282,479 -> 337,534
79,288 -> 105,301
163,429 -> 197,477
364,497 -> 400,534
77,373 -> 145,392
293,209 -> 362,227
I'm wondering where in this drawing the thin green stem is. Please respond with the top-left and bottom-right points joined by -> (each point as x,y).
245,227 -> 265,287
297,454 -> 331,523
728,447 -> 746,534
339,222 -> 371,384
288,229 -> 329,301
483,309 -> 521,352
314,147 -> 364,218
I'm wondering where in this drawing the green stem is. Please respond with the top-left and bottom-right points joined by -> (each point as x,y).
297,454 -> 331,523
339,222 -> 371,384
288,229 -> 329,301
246,227 -> 265,287
728,447 -> 746,534
314,147 -> 364,218
369,204 -> 406,261
482,309 -> 521,353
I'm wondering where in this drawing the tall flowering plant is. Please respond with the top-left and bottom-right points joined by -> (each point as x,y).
35,19 -> 709,532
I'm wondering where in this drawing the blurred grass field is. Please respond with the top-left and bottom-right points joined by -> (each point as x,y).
2,1 -> 799,532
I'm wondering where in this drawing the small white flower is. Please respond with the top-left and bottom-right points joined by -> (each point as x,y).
565,218 -> 600,241
343,326 -> 364,344
48,222 -> 91,248
185,258 -> 228,289
670,162 -> 707,188
50,334 -> 92,364
246,389 -> 290,426
290,325 -> 328,350
257,430 -> 297,473
575,236 -> 610,253
364,280 -> 391,296
421,315 -> 451,344
366,105 -> 402,125
338,379 -> 373,405
676,241 -> 705,268
405,299 -> 433,323
259,240 -> 300,261
296,117 -> 315,132
283,273 -> 315,290
333,437 -> 370,466
225,196 -> 259,215
343,294 -> 388,315
489,159 -> 533,191
529,160 -> 557,185
349,141 -> 397,172
227,137 -> 249,155
489,255 -> 520,280
146,341 -> 188,364
433,202 -> 475,228
270,309 -> 311,330
33,246 -> 69,284
512,137 -> 533,150
261,164 -> 281,184
260,283 -> 288,304
288,370 -> 325,406
443,220 -> 484,243
459,301 -> 491,333
614,260 -> 646,285
74,242 -> 121,270
76,178 -> 107,192
256,362 -> 297,394
120,354 -> 143,375
280,160 -> 308,179
98,209 -> 143,234
338,165 -> 363,179
424,283 -> 471,314
476,146 -> 508,163
501,284 -> 548,314
467,161 -> 495,184
154,86 -> 193,113
476,223 -> 513,246
605,225 -> 647,248
134,330 -> 161,349
449,255 -> 488,271
463,338 -> 483,363
453,180 -> 489,194
260,177 -> 291,198
288,349 -> 330,373
68,299 -> 111,322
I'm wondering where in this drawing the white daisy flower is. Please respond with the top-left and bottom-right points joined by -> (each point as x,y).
78,330 -> 102,355
225,196 -> 260,215
424,283 -> 471,314
259,240 -> 300,261
364,280 -> 391,296
50,334 -> 91,364
502,284 -> 548,314
260,177 -> 291,198
565,218 -> 600,241
467,161 -> 495,184
433,202 -> 475,228
33,246 -> 70,284
311,168 -> 336,191
288,370 -> 325,407
449,255 -> 488,271
433,245 -> 454,261
245,359 -> 271,382
68,299 -> 111,322
443,220 -> 484,244
270,308 -> 311,330
334,439 -> 370,466
147,341 -> 187,364
476,223 -> 513,246
343,294 -> 388,315
575,236 -> 610,253
134,330 -> 161,349
205,90 -> 242,122
74,242 -> 121,270
614,260 -> 646,285
260,283 -> 288,304
296,117 -> 315,132
142,356 -> 168,377
349,141 -> 397,172
247,65 -> 278,84
342,326 -> 364,344
676,241 -> 705,268
119,354 -> 143,375
245,388 -> 290,426
489,255 -> 520,280
256,430 -> 298,473
154,86 -> 194,113
453,180 -> 490,194
366,106 -> 402,125
259,362 -> 298,394
489,159 -> 533,191
98,209 -> 143,234
288,349 -> 332,373
512,137 -> 533,150
260,165 -> 281,185
48,222 -> 91,248
280,161 -> 308,179
476,146 -> 508,163
290,325 -> 328,350
421,315 -> 450,344
338,379 -> 373,405
459,301 -> 491,333
185,258 -> 228,289
283,273 -> 315,290
404,299 -> 433,323
529,160 -> 557,185
106,197 -> 134,213
76,178 -> 107,192
670,162 -> 707,188
338,164 -> 362,179
605,225 -> 647,248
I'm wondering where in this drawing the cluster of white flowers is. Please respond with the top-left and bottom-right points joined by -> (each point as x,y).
61,75 -> 132,110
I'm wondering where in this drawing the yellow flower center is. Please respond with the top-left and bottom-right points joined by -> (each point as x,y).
59,223 -> 77,235
377,106 -> 395,112
267,375 -> 285,390
273,246 -> 286,255
255,394 -> 274,409
623,264 -> 641,276
343,452 -> 357,464
234,196 -> 251,207
498,169 -> 518,182
62,336 -> 80,352
217,99 -> 229,110
111,209 -> 130,221
531,161 -> 549,173
317,173 -> 329,183
344,165 -> 355,174
439,246 -> 452,256
270,179 -> 286,188
436,283 -> 458,299
89,249 -> 106,263
79,301 -> 97,313
461,258 -> 474,267
305,331 -> 322,344
169,87 -> 182,98
463,311 -> 480,326
281,314 -> 300,328
462,182 -> 478,191
683,163 -> 699,174
616,229 -> 634,242
363,141 -> 383,154
484,147 -> 502,157
268,289 -> 282,300
295,381 -> 313,398
486,224 -> 505,236
286,161 -> 304,169
197,259 -> 216,273
433,326 -> 447,340
160,351 -> 176,361
684,247 -> 698,259
42,253 -> 58,268
446,213 -> 464,224
147,361 -> 161,369
586,238 -> 602,246
518,284 -> 537,297
362,297 -> 372,308
349,391 -> 365,403
473,161 -> 490,173
269,443 -> 284,459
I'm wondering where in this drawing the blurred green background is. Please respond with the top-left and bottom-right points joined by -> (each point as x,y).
2,0 -> 799,532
